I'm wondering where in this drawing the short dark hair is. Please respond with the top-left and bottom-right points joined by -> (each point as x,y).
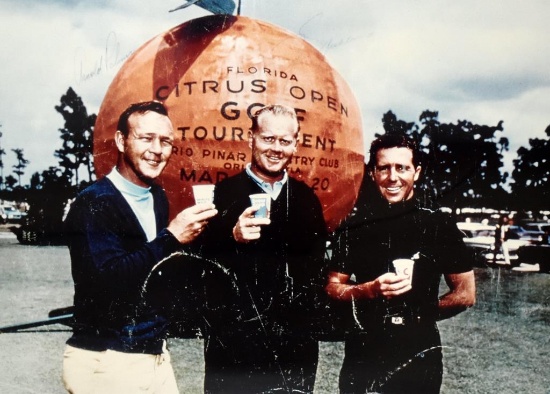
250,104 -> 299,134
116,101 -> 169,137
367,133 -> 419,170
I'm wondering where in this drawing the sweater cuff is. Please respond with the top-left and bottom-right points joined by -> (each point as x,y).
156,228 -> 182,253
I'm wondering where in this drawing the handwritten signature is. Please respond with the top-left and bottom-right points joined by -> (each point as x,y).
74,31 -> 133,84
298,13 -> 361,51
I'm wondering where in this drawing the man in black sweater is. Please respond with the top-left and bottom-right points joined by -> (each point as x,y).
327,134 -> 476,394
199,104 -> 328,393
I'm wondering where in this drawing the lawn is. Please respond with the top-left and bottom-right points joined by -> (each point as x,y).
438,268 -> 549,393
0,236 -> 548,393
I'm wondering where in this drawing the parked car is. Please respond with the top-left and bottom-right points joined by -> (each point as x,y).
456,222 -> 530,266
457,222 -> 530,251
457,221 -> 494,237
506,225 -> 546,244
522,223 -> 550,244
523,222 -> 550,233
0,205 -> 23,223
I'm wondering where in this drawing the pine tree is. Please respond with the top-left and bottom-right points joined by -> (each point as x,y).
54,87 -> 97,185
11,148 -> 29,186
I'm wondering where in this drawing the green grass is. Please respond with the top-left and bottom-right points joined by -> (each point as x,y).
314,267 -> 550,393
438,268 -> 550,393
1,240 -> 548,393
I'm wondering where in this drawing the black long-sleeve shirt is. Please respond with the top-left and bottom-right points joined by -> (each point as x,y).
330,196 -> 473,327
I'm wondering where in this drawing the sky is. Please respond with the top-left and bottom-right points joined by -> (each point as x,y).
0,0 -> 549,185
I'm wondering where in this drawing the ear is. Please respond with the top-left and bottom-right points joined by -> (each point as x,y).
293,133 -> 299,152
413,166 -> 422,181
248,131 -> 254,149
114,130 -> 125,153
367,166 -> 374,181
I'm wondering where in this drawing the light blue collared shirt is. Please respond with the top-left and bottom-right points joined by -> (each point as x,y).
245,163 -> 288,200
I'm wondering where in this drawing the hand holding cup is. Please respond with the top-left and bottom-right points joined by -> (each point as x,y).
232,199 -> 271,243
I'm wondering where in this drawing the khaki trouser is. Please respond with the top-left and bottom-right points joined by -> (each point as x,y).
62,344 -> 179,394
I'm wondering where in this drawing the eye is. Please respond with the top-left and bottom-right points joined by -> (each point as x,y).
279,139 -> 293,146
262,136 -> 275,143
395,165 -> 406,173
160,138 -> 174,147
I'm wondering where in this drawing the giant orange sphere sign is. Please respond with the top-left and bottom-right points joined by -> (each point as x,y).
94,15 -> 364,231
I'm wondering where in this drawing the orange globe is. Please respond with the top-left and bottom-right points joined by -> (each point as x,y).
94,15 -> 364,231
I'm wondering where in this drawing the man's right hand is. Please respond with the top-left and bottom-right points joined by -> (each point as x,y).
370,272 -> 412,299
232,206 -> 271,243
167,203 -> 218,244
326,271 -> 411,301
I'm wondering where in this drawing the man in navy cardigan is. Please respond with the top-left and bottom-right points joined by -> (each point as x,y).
62,101 -> 217,393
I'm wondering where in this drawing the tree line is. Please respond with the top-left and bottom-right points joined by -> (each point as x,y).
0,88 -> 95,244
378,110 -> 550,212
0,87 -> 548,243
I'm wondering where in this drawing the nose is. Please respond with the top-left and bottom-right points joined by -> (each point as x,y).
271,140 -> 284,152
388,167 -> 399,181
149,137 -> 162,154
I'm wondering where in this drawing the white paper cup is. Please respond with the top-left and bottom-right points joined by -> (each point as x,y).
249,193 -> 271,218
192,184 -> 215,204
392,258 -> 415,278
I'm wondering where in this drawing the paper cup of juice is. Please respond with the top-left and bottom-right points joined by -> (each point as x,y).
192,184 -> 215,204
392,258 -> 415,278
249,193 -> 271,218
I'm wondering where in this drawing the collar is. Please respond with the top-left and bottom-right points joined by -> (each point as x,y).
245,163 -> 288,200
107,167 -> 151,200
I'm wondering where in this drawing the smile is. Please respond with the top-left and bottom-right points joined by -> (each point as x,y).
266,155 -> 282,163
144,158 -> 162,166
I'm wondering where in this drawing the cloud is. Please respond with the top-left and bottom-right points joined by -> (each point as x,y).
0,0 -> 201,180
0,0 -> 548,186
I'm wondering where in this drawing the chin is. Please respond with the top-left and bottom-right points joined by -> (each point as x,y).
258,163 -> 281,174
267,167 -> 284,175
262,162 -> 282,171
139,170 -> 162,182
144,165 -> 166,176
384,194 -> 405,203
255,170 -> 281,182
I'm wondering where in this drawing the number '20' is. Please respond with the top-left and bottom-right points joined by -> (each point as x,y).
311,177 -> 330,191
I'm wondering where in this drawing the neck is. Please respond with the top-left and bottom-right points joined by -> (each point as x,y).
250,164 -> 284,185
387,196 -> 417,211
116,160 -> 149,188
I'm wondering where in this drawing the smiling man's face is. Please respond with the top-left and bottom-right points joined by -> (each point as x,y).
115,110 -> 174,187
371,147 -> 421,204
248,111 -> 298,183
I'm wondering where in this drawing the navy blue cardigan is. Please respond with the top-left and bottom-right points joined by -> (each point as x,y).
64,176 -> 182,354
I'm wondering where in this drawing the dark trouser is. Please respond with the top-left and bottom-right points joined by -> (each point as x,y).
339,321 -> 443,394
203,329 -> 318,394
